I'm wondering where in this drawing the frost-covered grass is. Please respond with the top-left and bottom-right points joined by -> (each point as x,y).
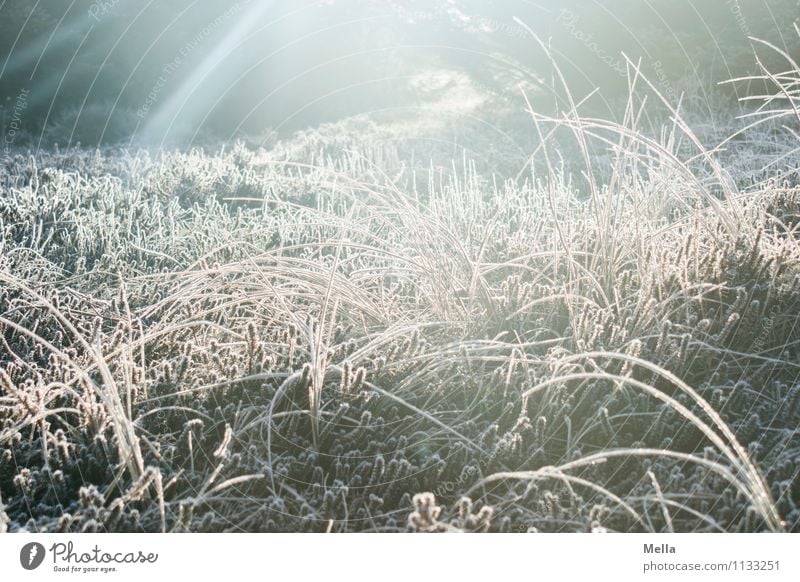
1,35 -> 799,533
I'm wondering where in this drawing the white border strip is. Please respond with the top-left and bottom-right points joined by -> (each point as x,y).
1,533 -> 797,581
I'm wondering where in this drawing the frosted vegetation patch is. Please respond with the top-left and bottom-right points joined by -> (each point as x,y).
1,29 -> 799,533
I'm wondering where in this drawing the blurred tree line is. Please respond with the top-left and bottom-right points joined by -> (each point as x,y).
0,0 -> 797,149
0,0 -> 251,146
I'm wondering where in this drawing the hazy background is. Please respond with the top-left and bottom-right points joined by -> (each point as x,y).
1,0 -> 798,149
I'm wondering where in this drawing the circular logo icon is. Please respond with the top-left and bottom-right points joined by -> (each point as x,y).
20,542 -> 46,570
